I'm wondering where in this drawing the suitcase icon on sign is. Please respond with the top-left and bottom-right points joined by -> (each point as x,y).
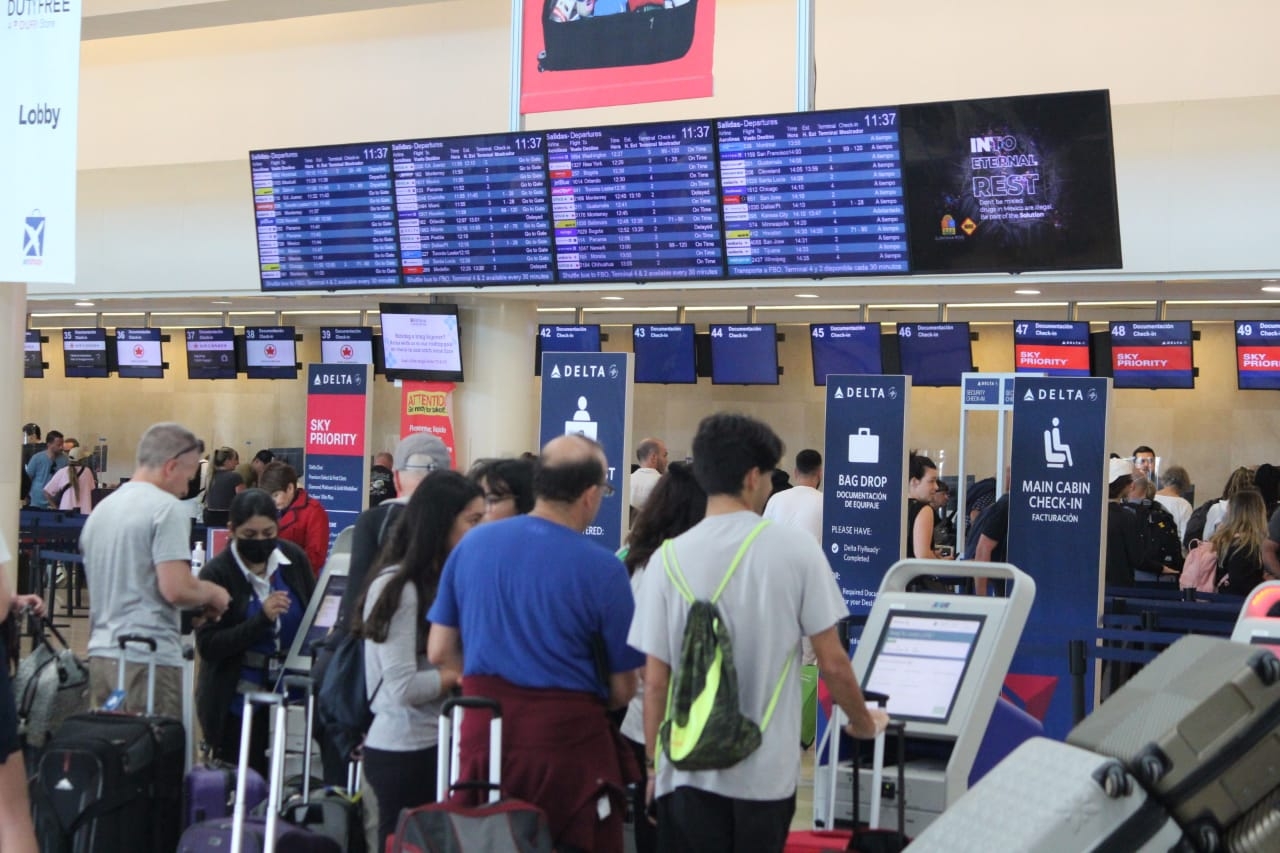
848,428 -> 880,464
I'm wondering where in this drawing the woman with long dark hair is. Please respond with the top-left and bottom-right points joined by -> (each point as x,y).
352,470 -> 485,850
1211,488 -> 1268,595
196,488 -> 314,775
906,451 -> 945,559
619,461 -> 707,853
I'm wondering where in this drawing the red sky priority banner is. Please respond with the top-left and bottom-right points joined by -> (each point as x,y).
305,364 -> 372,545
520,0 -> 715,114
400,381 -> 458,468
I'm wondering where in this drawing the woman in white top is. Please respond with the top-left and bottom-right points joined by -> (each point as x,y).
352,470 -> 484,850
619,462 -> 706,853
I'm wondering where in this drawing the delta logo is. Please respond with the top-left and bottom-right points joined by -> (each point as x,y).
406,390 -> 448,416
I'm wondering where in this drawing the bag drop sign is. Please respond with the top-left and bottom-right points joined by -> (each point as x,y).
822,375 -> 909,615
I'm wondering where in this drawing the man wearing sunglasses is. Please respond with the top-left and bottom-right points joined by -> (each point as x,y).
82,422 -> 231,718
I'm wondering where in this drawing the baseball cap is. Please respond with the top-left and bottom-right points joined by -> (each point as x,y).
1109,457 -> 1136,485
392,433 -> 451,473
68,446 -> 91,464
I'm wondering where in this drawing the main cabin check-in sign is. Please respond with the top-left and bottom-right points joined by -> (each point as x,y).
822,375 -> 910,617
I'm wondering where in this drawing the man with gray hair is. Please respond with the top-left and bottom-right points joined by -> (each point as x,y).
82,422 -> 230,717
630,437 -> 669,516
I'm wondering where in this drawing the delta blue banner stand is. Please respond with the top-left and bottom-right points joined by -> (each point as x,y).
1005,376 -> 1110,739
821,374 -> 910,618
538,351 -> 633,551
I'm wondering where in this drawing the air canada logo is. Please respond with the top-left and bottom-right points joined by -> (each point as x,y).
340,345 -> 354,360
264,344 -> 277,359
23,211 -> 45,264
133,345 -> 144,358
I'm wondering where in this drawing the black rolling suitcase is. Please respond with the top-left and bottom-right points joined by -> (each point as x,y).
538,0 -> 697,71
30,635 -> 185,853
1067,634 -> 1280,851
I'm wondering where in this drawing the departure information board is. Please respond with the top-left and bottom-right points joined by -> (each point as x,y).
717,108 -> 909,278
251,143 -> 399,290
392,132 -> 554,285
547,120 -> 725,282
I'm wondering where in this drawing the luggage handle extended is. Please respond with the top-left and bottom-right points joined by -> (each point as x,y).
280,674 -> 317,803
233,692 -> 287,853
438,696 -> 503,805
115,633 -> 159,716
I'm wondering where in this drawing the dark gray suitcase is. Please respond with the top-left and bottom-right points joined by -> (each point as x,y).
1067,635 -> 1280,852
909,737 -> 1186,852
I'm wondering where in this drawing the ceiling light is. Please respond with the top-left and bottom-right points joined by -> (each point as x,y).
211,300 -> 232,305
1013,289 -> 1041,295
794,293 -> 820,299
1262,286 -> 1280,294
74,300 -> 95,307
601,296 -> 624,301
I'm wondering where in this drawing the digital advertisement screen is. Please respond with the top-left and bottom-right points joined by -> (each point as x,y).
244,326 -> 298,380
709,324 -> 779,385
810,323 -> 883,385
863,612 -> 985,724
186,327 -> 237,380
1013,320 -> 1091,376
250,142 -> 399,290
717,108 -> 908,279
62,328 -> 108,379
546,119 -> 725,282
115,327 -> 164,379
320,327 -> 375,365
1110,321 -> 1194,389
24,330 -> 43,379
1234,321 -> 1280,390
633,324 -> 697,384
378,303 -> 464,382
900,90 -> 1121,274
897,323 -> 973,387
392,131 -> 554,285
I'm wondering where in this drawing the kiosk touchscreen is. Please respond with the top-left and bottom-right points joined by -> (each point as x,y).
283,527 -> 354,675
816,559 -> 1035,836
1230,580 -> 1280,651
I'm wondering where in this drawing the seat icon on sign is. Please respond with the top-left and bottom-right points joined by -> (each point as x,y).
1043,417 -> 1073,468
848,428 -> 880,464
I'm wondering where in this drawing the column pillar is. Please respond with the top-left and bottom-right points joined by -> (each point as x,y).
1,283 -> 26,590
453,297 -> 539,464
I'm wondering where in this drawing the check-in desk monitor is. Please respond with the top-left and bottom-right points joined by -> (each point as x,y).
1231,580 -> 1280,651
818,560 -> 1035,836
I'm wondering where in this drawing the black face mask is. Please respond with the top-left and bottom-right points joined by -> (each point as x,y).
237,537 -> 277,564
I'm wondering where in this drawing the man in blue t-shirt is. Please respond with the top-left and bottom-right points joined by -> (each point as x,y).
25,430 -> 66,508
428,434 -> 641,853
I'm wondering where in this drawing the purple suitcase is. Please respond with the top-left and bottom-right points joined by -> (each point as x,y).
185,763 -> 269,827
178,693 -> 340,853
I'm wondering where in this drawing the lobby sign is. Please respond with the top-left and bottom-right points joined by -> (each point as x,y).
538,351 -> 632,551
519,0 -> 715,113
822,374 -> 909,617
0,0 -> 81,283
1006,376 -> 1110,739
305,364 -> 373,546
400,381 -> 458,468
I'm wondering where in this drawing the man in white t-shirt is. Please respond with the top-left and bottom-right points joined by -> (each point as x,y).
629,437 -> 669,515
628,414 -> 886,853
762,449 -> 822,543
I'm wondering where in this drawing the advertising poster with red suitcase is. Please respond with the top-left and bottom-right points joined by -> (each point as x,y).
520,0 -> 715,113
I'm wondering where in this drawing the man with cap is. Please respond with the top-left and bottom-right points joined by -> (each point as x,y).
236,448 -> 275,490
82,422 -> 230,717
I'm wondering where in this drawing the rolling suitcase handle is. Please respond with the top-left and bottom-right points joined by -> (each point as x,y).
232,692 -> 288,853
438,696 -> 503,805
281,674 -> 317,803
116,633 -> 158,716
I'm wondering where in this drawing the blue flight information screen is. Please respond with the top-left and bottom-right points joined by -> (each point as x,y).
392,132 -> 554,285
633,324 -> 697,384
709,324 -> 779,385
24,330 -> 43,379
717,108 -> 909,278
63,328 -> 108,379
251,143 -> 399,290
115,328 -> 164,379
1236,321 -> 1280,390
186,328 -> 237,380
547,120 -> 725,282
811,323 -> 883,385
538,325 -> 600,352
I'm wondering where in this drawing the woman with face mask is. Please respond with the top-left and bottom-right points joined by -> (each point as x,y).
195,488 -> 315,776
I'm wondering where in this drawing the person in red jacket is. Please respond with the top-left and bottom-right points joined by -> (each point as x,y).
259,462 -> 331,577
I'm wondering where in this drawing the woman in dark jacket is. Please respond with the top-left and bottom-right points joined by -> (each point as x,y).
196,488 -> 315,776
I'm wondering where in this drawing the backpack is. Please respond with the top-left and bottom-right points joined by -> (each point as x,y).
1183,499 -> 1218,550
315,629 -> 381,761
1179,539 -> 1221,593
658,520 -> 794,771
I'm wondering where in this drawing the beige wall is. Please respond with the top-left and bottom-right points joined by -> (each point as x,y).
23,317 -> 1279,496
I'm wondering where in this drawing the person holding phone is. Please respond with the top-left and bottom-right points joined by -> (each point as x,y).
195,488 -> 314,776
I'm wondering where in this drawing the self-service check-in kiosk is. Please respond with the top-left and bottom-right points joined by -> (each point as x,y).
816,559 -> 1036,835
1231,580 -> 1280,650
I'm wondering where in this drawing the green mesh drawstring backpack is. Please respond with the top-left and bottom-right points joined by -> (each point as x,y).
658,520 -> 794,771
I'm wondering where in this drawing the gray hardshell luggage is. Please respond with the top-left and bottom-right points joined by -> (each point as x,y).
1066,635 -> 1280,851
909,737 -> 1186,852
